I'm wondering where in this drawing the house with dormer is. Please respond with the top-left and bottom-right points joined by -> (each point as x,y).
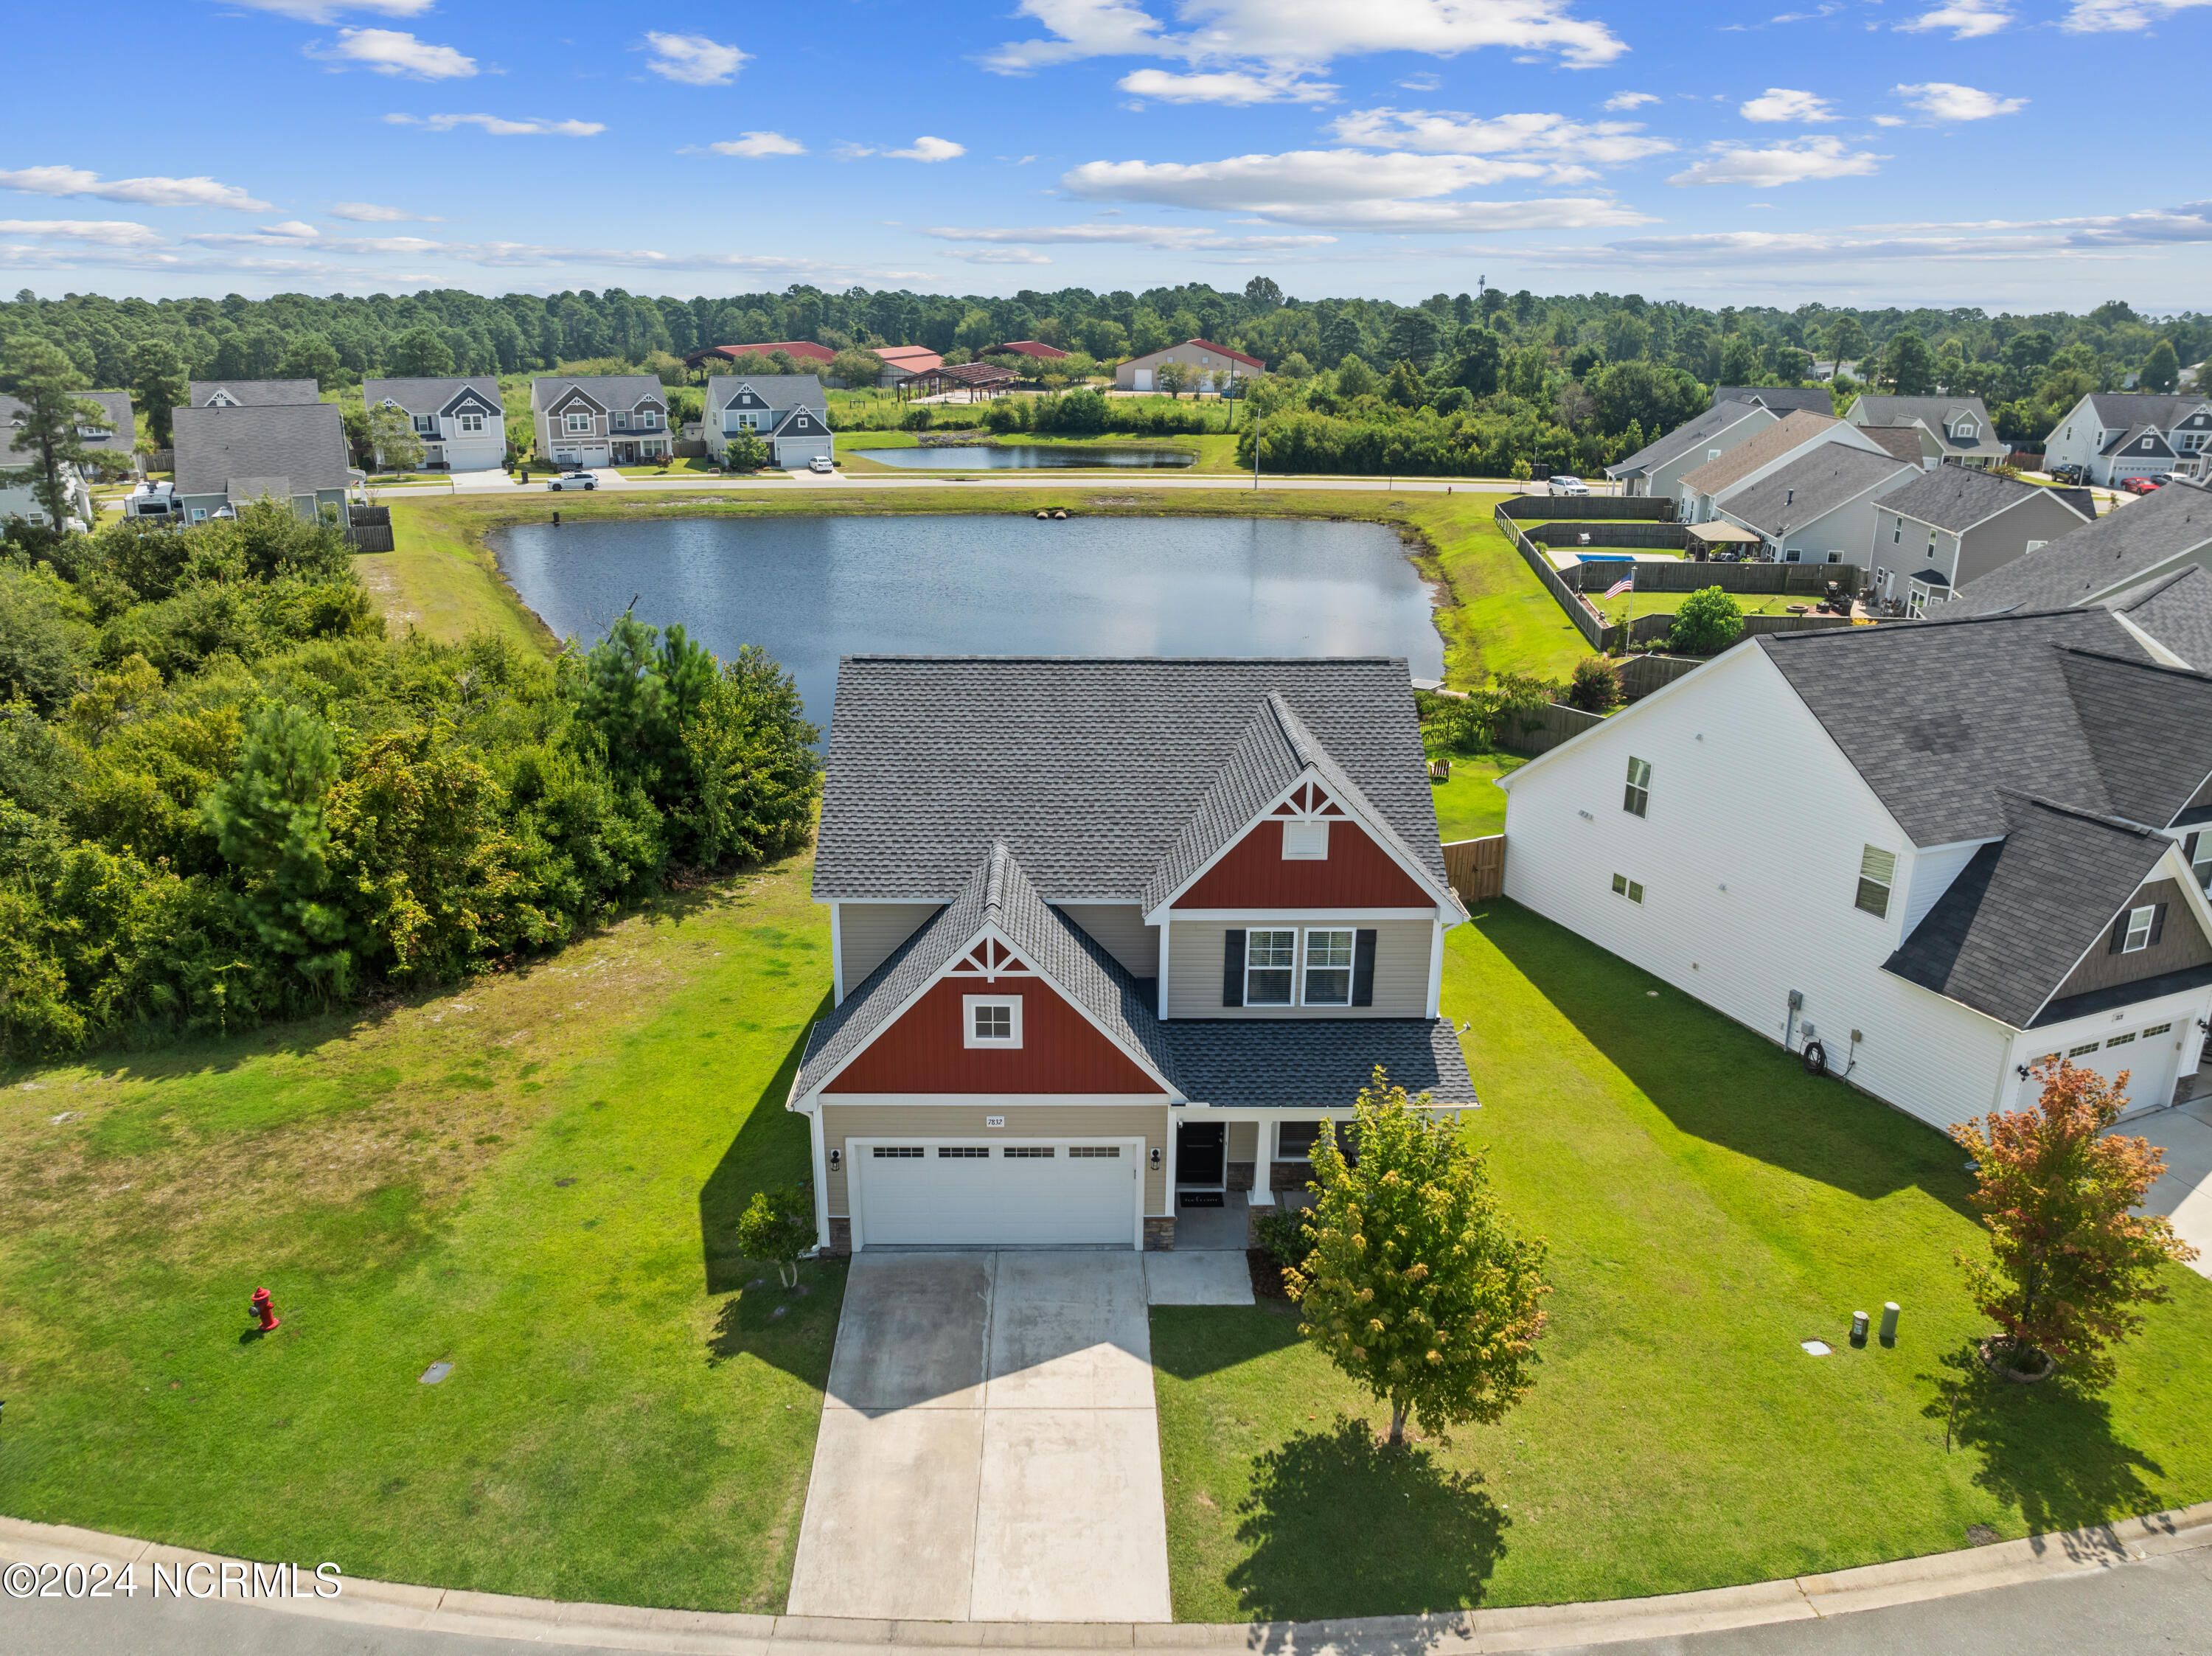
1844,394 -> 2009,470
704,375 -> 832,470
362,376 -> 505,472
188,380 -> 321,408
2043,393 -> 2212,485
1499,608 -> 2212,1130
1604,398 -> 1779,498
790,655 -> 1474,1253
1676,409 -> 1894,526
529,375 -> 672,470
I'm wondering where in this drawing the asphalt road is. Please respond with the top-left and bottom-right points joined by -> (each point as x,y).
6,1545 -> 2210,1656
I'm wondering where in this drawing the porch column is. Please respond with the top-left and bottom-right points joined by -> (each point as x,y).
1251,1118 -> 1274,1207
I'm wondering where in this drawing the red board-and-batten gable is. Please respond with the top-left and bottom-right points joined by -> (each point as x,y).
821,935 -> 1165,1096
1178,779 -> 1438,908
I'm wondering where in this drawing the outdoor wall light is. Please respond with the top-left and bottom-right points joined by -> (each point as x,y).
827,1148 -> 842,1173
1149,1147 -> 1163,1172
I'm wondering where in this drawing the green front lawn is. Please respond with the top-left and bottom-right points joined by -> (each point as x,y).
1154,901 -> 2212,1621
0,855 -> 841,1612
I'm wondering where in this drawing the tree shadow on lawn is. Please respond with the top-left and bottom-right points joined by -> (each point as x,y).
697,1000 -> 827,1296
1924,1342 -> 2167,1547
1229,1416 -> 1508,1624
1476,901 -> 1973,1214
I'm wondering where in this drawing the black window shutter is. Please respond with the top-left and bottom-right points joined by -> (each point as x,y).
2110,913 -> 2129,954
1222,929 -> 1245,1006
1352,929 -> 1377,1006
2188,832 -> 2202,866
2152,903 -> 2168,945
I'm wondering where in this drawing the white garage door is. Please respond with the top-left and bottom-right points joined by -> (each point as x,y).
1133,369 -> 1153,391
2046,1021 -> 2183,1116
852,1140 -> 1140,1248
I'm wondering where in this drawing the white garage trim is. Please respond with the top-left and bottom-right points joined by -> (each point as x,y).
848,1135 -> 1145,1250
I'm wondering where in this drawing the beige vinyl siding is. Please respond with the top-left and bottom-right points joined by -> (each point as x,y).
1061,903 -> 1159,977
1225,1121 -> 1257,1161
1167,919 -> 1433,1017
838,902 -> 941,992
819,1100 -> 1171,1215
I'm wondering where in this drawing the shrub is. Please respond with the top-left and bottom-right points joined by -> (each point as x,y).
1252,1206 -> 1312,1268
1669,586 -> 1745,655
1564,655 -> 1622,713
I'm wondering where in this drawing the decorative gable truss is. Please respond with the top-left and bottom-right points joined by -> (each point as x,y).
775,407 -> 832,438
946,935 -> 1034,984
440,386 -> 502,421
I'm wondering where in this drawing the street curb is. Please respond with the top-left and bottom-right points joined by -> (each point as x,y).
5,1502 -> 2211,1653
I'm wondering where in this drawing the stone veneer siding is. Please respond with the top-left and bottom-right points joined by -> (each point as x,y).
1144,1217 -> 1177,1251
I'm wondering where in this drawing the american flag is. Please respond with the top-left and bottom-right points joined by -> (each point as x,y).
1603,572 -> 1635,599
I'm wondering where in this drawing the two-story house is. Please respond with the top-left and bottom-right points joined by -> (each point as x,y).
1703,445 -> 1917,566
1,392 -> 102,530
1844,394 -> 2009,470
1869,465 -> 2096,614
1604,399 -> 1778,498
704,375 -> 834,470
170,401 -> 352,524
790,655 -> 1474,1253
529,375 -> 672,470
1675,409 -> 1893,526
188,380 -> 321,408
1498,608 -> 2212,1130
2043,393 -> 2212,485
362,376 -> 505,472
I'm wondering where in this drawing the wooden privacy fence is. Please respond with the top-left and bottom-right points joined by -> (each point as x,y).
1443,835 -> 1506,902
1569,560 -> 1864,596
1499,495 -> 1677,522
1500,701 -> 1608,755
1495,503 -> 1605,650
1528,522 -> 1690,551
344,503 -> 395,553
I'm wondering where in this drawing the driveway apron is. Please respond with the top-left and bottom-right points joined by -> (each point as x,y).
786,1252 -> 1171,1624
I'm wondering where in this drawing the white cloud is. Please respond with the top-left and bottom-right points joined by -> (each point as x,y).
0,220 -> 166,248
1603,91 -> 1659,110
703,132 -> 804,157
1397,72 -> 1443,90
2060,0 -> 2211,28
1894,82 -> 2025,120
386,113 -> 605,135
1668,136 -> 1882,186
316,27 -> 476,77
1566,201 -> 2212,268
1118,67 -> 1336,102
0,165 -> 271,210
1739,88 -> 1836,122
330,200 -> 444,220
890,136 -> 965,161
220,0 -> 433,16
1872,114 -> 1906,127
1329,107 -> 1672,177
925,223 -> 1336,250
642,32 -> 748,85
984,0 -> 1627,74
947,248 -> 1056,264
1896,0 -> 2011,34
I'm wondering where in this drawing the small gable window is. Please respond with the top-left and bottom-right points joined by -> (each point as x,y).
1282,819 -> 1329,859
564,412 -> 591,434
962,995 -> 1022,1048
2186,832 -> 2212,891
2113,903 -> 2163,955
1624,756 -> 1652,818
457,412 -> 484,434
1955,422 -> 1976,439
1856,846 -> 1896,919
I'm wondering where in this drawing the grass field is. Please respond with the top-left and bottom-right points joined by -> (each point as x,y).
0,854 -> 842,1612
1152,901 -> 2212,1621
1429,753 -> 1526,841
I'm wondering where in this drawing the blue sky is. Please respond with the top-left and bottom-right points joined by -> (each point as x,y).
5,0 -> 2208,311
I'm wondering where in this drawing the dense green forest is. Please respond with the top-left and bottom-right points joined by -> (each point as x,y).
4,280 -> 2203,473
0,504 -> 820,1058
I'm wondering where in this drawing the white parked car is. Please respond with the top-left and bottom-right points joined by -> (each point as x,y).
547,472 -> 597,491
1548,474 -> 1590,496
808,455 -> 835,473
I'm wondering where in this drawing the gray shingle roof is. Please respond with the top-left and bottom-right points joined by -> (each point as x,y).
1161,1020 -> 1476,1110
1952,480 -> 2212,613
1605,400 -> 1768,479
814,657 -> 1449,903
1883,793 -> 2173,1027
1880,465 -> 2089,535
188,380 -> 319,407
1848,393 -> 1994,432
74,391 -> 134,449
362,377 -> 502,415
1759,608 -> 2212,844
172,402 -> 351,497
1862,426 -> 1931,467
2086,393 -> 2211,434
2104,563 -> 2212,669
1680,411 -> 1841,496
706,375 -> 827,414
1712,386 -> 1833,417
532,375 -> 666,412
1718,446 -> 1913,536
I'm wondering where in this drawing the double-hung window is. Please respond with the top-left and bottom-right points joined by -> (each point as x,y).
1623,756 -> 1652,818
564,411 -> 591,434
2187,832 -> 2212,891
1245,930 -> 1296,1006
613,411 -> 630,431
1856,846 -> 1896,918
457,411 -> 484,434
1302,929 -> 1354,1006
2121,905 -> 2157,953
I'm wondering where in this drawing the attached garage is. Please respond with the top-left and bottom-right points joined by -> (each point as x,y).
849,1138 -> 1144,1248
2036,1019 -> 2187,1119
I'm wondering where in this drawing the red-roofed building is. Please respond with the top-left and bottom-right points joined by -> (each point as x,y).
683,340 -> 836,371
981,340 -> 1071,362
1116,339 -> 1266,394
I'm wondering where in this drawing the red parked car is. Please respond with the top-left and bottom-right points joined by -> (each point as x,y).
2121,476 -> 2163,494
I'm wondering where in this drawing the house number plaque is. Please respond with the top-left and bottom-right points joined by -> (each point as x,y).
985,1116 -> 1006,1127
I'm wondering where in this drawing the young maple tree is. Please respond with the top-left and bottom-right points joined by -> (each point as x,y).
1952,1059 -> 2197,1386
1286,1067 -> 1551,1444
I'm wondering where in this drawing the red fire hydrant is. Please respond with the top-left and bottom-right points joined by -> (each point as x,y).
250,1287 -> 280,1333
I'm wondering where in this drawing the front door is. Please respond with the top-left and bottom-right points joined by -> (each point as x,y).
1175,1121 -> 1225,1186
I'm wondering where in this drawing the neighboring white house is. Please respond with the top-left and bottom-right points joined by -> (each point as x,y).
529,375 -> 672,470
1604,399 -> 1778,498
1705,444 -> 1917,566
188,380 -> 321,408
1498,608 -> 2212,1132
2042,394 -> 2212,484
0,392 -> 97,531
361,376 -> 505,472
1675,410 -> 1891,524
703,375 -> 834,469
1115,339 -> 1265,394
1870,465 -> 2096,614
1843,394 -> 2009,470
170,401 -> 353,524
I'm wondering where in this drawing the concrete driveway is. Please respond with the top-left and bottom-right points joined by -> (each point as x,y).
2135,1094 -> 2212,1277
787,1252 -> 1170,1624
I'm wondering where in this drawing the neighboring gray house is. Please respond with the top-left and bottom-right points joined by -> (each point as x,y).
1872,467 -> 2096,615
363,376 -> 505,472
706,375 -> 834,469
1604,399 -> 1778,498
188,379 -> 321,408
1677,409 -> 1891,525
529,375 -> 671,470
1711,386 -> 1834,417
1952,479 -> 2212,644
72,391 -> 136,470
1,392 -> 97,530
1707,445 -> 1916,566
2042,393 -> 2212,485
170,401 -> 352,523
1844,394 -> 2009,470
